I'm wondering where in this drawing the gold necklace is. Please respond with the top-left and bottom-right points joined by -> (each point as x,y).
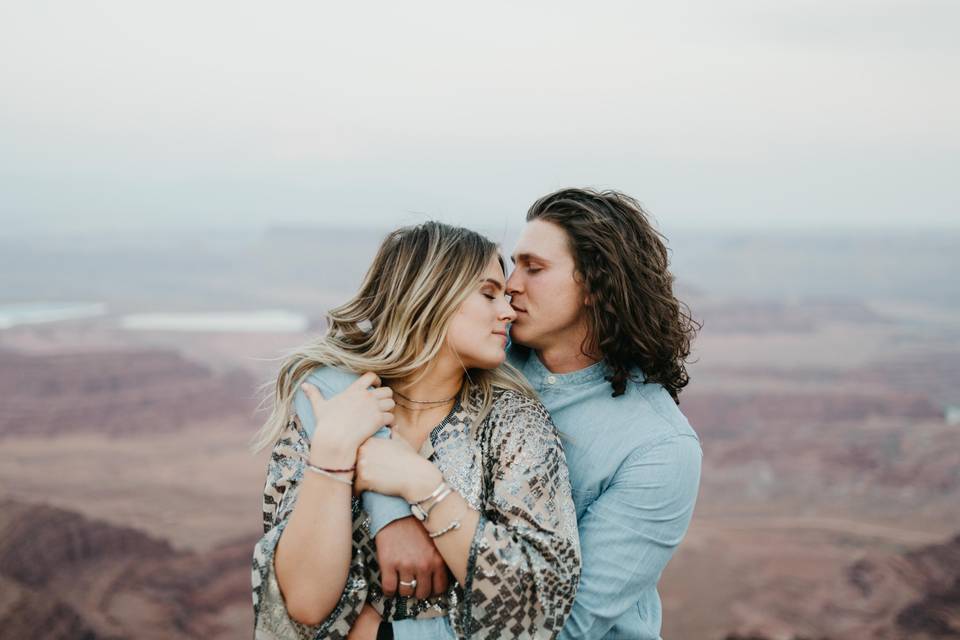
393,388 -> 459,405
394,397 -> 454,412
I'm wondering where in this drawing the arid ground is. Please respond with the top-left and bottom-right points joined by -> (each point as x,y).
1,228 -> 957,639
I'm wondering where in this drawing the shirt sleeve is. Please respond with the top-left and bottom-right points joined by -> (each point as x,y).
392,616 -> 457,639
453,394 -> 582,639
251,386 -> 370,640
362,427 -> 417,537
557,434 -> 702,640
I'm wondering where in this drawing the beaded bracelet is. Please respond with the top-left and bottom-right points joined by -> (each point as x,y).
304,461 -> 354,486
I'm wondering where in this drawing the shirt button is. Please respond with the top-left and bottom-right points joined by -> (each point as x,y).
546,375 -> 557,385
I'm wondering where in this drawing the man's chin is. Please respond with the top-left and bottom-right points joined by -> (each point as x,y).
507,325 -> 536,349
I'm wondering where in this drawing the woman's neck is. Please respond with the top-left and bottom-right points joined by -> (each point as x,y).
388,354 -> 464,442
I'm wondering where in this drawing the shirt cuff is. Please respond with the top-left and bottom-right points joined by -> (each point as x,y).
392,616 -> 456,640
362,427 -> 414,537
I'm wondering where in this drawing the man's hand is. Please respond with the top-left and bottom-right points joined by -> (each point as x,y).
375,516 -> 450,600
346,603 -> 382,640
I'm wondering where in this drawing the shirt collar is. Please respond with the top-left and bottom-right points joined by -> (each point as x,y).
522,350 -> 608,387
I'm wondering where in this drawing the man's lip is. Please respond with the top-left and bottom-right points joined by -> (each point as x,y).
510,305 -> 527,313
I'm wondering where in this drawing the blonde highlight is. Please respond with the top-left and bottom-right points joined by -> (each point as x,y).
251,221 -> 533,453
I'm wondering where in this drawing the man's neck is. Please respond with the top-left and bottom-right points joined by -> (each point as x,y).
536,342 -> 600,374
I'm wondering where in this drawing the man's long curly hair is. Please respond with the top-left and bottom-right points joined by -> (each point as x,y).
526,188 -> 700,402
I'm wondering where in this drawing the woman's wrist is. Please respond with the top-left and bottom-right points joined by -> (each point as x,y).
401,460 -> 444,504
308,439 -> 357,469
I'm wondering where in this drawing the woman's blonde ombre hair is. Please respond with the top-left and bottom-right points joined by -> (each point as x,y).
251,221 -> 534,452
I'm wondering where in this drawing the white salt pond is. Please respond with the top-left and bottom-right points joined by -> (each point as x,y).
119,310 -> 309,333
0,302 -> 108,329
0,303 -> 309,333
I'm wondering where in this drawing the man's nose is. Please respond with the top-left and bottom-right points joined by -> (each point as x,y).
499,299 -> 518,322
505,270 -> 521,296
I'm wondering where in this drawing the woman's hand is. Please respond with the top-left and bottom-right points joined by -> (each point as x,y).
355,436 -> 443,502
301,372 -> 395,468
346,602 -> 382,640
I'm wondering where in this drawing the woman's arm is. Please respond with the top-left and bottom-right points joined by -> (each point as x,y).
252,371 -> 394,637
274,456 -> 355,624
252,415 -> 365,638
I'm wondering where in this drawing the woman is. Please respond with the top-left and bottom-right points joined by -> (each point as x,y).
250,222 -> 580,639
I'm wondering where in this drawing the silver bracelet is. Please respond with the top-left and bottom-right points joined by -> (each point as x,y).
304,462 -> 354,486
411,485 -> 453,521
411,480 -> 449,505
427,508 -> 469,539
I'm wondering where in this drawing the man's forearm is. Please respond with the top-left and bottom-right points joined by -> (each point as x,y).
361,427 -> 416,536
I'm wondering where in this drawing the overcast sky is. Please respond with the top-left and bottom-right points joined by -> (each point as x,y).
1,0 -> 957,235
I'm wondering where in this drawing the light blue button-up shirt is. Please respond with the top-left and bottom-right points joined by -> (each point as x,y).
367,349 -> 702,639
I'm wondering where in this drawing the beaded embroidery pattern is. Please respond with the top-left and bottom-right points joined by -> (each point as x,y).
252,388 -> 580,639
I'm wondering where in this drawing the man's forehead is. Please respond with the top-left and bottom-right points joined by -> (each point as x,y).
511,219 -> 570,262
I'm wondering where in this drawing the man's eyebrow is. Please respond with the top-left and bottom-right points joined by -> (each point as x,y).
482,278 -> 504,291
511,252 -> 548,265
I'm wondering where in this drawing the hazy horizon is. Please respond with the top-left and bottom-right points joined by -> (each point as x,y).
2,1 -> 958,234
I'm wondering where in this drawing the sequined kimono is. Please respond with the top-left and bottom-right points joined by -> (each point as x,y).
251,376 -> 581,640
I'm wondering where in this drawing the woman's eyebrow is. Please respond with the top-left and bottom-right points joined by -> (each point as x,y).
482,278 -> 505,291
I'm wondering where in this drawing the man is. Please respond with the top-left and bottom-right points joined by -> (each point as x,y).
363,188 -> 702,639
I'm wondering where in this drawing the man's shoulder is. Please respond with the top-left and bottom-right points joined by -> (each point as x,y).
302,365 -> 360,396
633,379 -> 699,438
597,377 -> 699,445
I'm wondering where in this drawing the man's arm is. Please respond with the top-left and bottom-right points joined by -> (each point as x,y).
361,427 -> 413,536
362,428 -> 450,600
558,434 -> 702,640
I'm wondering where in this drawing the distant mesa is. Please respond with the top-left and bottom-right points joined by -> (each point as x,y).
0,349 -> 257,438
720,531 -> 960,640
683,389 -> 943,432
0,497 -> 255,639
697,297 -> 890,335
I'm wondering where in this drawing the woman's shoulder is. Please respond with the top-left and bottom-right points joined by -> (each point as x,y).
483,388 -> 566,469
488,388 -> 555,433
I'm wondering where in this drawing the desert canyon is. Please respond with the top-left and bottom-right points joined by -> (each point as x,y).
1,227 -> 957,639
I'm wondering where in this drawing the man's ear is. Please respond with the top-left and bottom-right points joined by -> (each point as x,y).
575,273 -> 593,306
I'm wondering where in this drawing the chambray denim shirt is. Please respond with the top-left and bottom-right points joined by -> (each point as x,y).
366,349 -> 702,640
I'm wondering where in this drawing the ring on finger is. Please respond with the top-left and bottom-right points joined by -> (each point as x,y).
399,578 -> 417,590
